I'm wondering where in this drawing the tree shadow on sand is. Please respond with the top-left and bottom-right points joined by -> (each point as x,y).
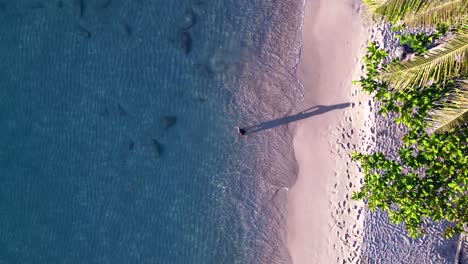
240,102 -> 351,135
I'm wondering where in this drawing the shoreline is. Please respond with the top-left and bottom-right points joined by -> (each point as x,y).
286,0 -> 370,262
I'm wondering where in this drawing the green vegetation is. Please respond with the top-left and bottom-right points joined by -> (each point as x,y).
352,0 -> 468,238
392,24 -> 447,55
364,0 -> 468,27
396,31 -> 434,54
378,31 -> 467,91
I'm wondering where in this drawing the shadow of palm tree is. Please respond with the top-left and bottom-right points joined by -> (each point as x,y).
241,102 -> 351,135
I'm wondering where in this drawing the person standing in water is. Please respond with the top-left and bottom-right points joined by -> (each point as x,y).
237,127 -> 247,136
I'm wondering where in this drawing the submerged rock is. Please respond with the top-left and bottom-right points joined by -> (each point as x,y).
191,0 -> 204,15
123,22 -> 132,36
76,24 -> 91,38
181,8 -> 197,30
151,139 -> 163,158
180,31 -> 192,54
209,54 -> 227,73
193,63 -> 215,78
128,140 -> 135,151
162,116 -> 177,129
28,2 -> 45,9
100,0 -> 112,9
194,95 -> 207,102
78,0 -> 85,17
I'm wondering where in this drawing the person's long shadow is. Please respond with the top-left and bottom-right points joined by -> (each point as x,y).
242,102 -> 351,135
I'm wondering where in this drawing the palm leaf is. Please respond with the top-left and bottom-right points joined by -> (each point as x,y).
378,31 -> 468,90
426,79 -> 468,133
363,0 -> 429,22
403,0 -> 468,28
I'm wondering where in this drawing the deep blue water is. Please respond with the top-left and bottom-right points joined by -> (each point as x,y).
0,0 -> 304,263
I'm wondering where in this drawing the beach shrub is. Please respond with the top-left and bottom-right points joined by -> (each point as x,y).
352,127 -> 468,238
352,42 -> 468,238
352,42 -> 389,96
392,25 -> 447,55
396,31 -> 433,54
353,0 -> 468,239
364,1 -> 468,132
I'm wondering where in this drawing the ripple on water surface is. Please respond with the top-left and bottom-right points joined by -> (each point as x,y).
0,0 -> 304,263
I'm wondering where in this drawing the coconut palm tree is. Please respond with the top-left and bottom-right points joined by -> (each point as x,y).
403,0 -> 468,28
426,79 -> 468,133
364,0 -> 468,27
363,0 -> 468,132
378,30 -> 467,90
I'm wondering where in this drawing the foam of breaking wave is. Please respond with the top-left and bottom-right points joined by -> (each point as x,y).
216,0 -> 307,262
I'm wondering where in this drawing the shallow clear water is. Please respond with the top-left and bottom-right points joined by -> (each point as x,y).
0,0 -> 303,263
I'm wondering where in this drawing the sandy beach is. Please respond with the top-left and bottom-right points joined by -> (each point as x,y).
287,0 -> 370,263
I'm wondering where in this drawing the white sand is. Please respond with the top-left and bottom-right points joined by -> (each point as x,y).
286,0 -> 370,263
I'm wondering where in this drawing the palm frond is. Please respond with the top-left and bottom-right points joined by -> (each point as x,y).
378,31 -> 468,90
403,0 -> 468,28
363,0 -> 429,22
426,79 -> 468,133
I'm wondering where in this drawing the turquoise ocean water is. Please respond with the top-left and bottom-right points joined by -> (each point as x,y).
0,0 -> 304,263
